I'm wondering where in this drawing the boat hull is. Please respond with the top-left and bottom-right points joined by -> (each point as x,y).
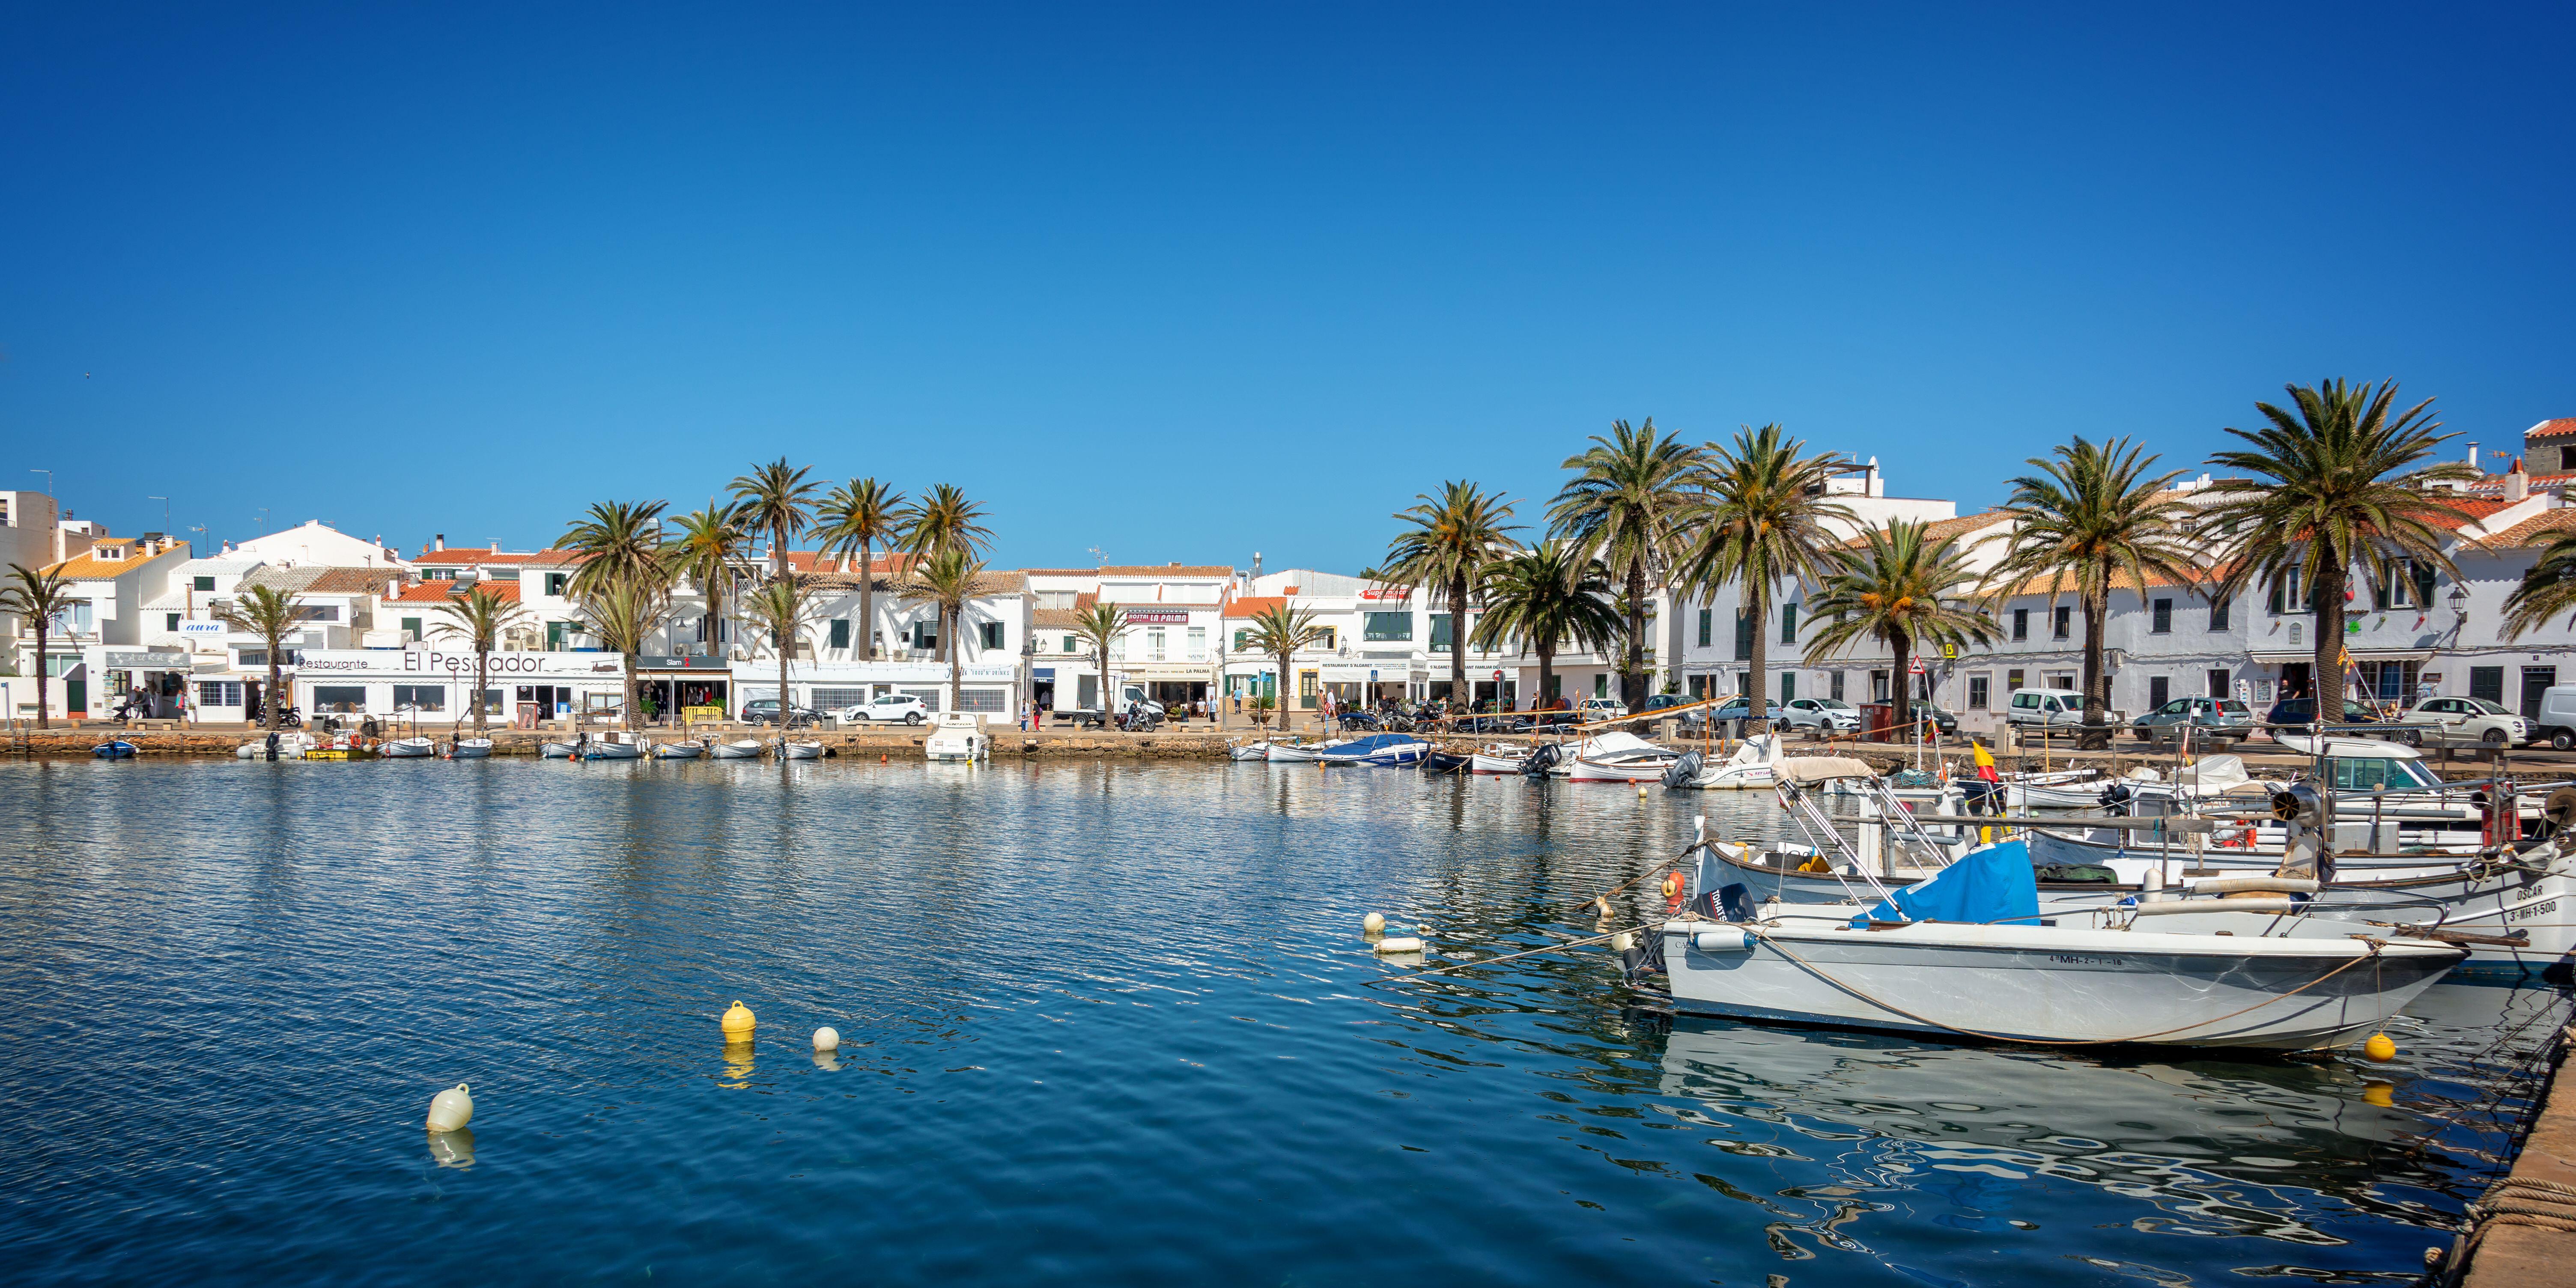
380,738 -> 436,758
708,741 -> 764,759
447,739 -> 492,759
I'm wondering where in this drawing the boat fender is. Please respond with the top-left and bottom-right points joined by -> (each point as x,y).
1373,936 -> 1426,954
426,1083 -> 473,1133
1693,927 -> 1753,953
1660,871 -> 1685,902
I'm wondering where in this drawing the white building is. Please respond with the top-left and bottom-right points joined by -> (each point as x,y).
226,520 -> 407,569
12,534 -> 193,722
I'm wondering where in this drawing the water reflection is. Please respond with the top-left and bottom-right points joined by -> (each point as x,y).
426,1127 -> 476,1169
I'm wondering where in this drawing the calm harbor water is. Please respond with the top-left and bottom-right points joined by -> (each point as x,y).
1,757 -> 2567,1286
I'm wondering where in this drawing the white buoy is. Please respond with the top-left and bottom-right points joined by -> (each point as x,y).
1374,936 -> 1426,954
1363,912 -> 1386,934
426,1083 -> 474,1133
812,1026 -> 841,1052
1610,930 -> 1634,951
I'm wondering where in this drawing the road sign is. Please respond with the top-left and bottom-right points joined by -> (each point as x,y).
1368,669 -> 1378,682
1909,660 -> 1926,675
1492,670 -> 1503,680
1941,643 -> 1956,660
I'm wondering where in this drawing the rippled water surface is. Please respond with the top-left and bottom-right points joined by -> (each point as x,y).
2,758 -> 2567,1286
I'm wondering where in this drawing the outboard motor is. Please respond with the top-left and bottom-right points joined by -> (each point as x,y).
1520,742 -> 1562,777
264,730 -> 280,763
1662,750 -> 1702,790
2098,781 -> 2133,817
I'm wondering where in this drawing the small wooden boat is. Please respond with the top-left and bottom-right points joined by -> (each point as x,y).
380,736 -> 437,758
237,732 -> 315,760
1225,738 -> 1274,762
1468,745 -> 1532,774
540,741 -> 578,759
578,737 -> 644,761
708,739 -> 766,760
92,739 -> 137,759
652,739 -> 704,760
445,737 -> 492,759
777,739 -> 825,761
306,734 -> 373,760
1423,748 -> 1471,774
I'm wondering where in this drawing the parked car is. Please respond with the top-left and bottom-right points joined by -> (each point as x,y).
743,698 -> 823,727
2535,685 -> 2576,751
837,693 -> 929,725
1576,697 -> 1629,722
1777,697 -> 1862,732
1118,686 -> 1168,719
2128,696 -> 2256,744
2260,698 -> 2383,730
1908,701 -> 1962,739
2385,697 -> 2531,748
2004,688 -> 2120,731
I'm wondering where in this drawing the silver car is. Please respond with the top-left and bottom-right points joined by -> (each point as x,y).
1776,697 -> 1861,731
2128,696 -> 2256,744
2389,697 -> 2530,748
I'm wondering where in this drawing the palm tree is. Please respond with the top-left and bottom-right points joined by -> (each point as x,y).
740,574 -> 816,730
1470,540 -> 1623,712
1548,418 -> 1702,709
813,478 -> 904,659
2503,532 -> 2576,642
1977,436 -> 2200,748
1240,602 -> 1323,731
2201,380 -> 2479,720
1374,481 -> 1519,710
0,563 -> 78,728
1681,425 -> 1855,733
665,501 -> 751,660
577,578 -> 674,731
1804,520 -> 1998,721
906,549 -> 989,715
428,585 -> 532,734
897,485 -> 993,661
730,458 -> 820,580
1069,602 -> 1128,721
215,584 -> 303,733
560,500 -> 672,601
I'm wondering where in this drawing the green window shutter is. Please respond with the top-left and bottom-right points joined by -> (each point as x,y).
2412,563 -> 2436,609
1733,611 -> 1754,661
828,619 -> 850,649
2266,578 -> 2283,615
1780,603 -> 1797,644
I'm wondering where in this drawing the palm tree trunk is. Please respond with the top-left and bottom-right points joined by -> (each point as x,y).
858,540 -> 874,659
778,636 -> 791,732
626,649 -> 641,731
265,652 -> 281,733
2313,557 -> 2347,720
2078,589 -> 2110,750
474,649 -> 489,734
1625,562 -> 1647,709
33,620 -> 49,729
1449,571 -> 1469,711
1746,579 -> 1770,734
1278,648 -> 1295,730
1887,625 -> 1912,734
1537,641 -> 1555,715
948,604 -> 963,714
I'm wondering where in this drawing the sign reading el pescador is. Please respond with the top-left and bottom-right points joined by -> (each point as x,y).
292,649 -> 625,677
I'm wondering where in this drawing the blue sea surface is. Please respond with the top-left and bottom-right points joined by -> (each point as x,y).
0,757 -> 2562,1285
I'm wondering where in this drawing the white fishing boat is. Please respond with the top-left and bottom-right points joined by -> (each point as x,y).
1225,738 -> 1275,762
1650,832 -> 2465,1050
777,739 -> 825,761
1314,733 -> 1430,766
924,713 -> 988,762
1555,731 -> 1679,781
1662,734 -> 1783,790
1263,739 -> 1329,763
445,737 -> 492,759
236,731 -> 316,760
573,733 -> 644,760
2001,767 -> 2105,809
708,739 -> 765,760
1468,744 -> 1532,775
540,740 -> 578,758
652,738 -> 704,760
379,736 -> 436,758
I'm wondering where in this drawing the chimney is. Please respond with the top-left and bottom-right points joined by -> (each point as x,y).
2506,458 -> 2528,502
2467,441 -> 2480,470
1252,551 -> 1264,580
433,533 -> 445,551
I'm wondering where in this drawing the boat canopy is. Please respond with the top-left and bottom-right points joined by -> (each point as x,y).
1851,840 -> 2042,928
2271,734 -> 2424,760
1577,731 -> 1657,757
1330,733 -> 1417,754
1776,756 -> 1877,784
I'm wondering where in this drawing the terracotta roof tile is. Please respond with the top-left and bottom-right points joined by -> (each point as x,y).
1224,595 -> 1291,619
1032,607 -> 1085,629
41,539 -> 190,580
2525,417 -> 2576,442
302,568 -> 406,595
1099,564 -> 1234,577
2486,507 -> 2576,547
391,580 -> 522,604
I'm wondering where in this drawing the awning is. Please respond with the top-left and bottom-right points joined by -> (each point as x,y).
2246,647 -> 2435,664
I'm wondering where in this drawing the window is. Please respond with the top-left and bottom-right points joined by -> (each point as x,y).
1780,603 -> 1798,644
546,572 -> 570,596
1067,635 -> 1081,653
1187,627 -> 1207,662
955,689 -> 1008,714
2011,608 -> 2028,641
2377,560 -> 2434,610
2006,668 -> 2026,692
1967,674 -> 1991,710
1829,671 -> 1845,701
980,622 -> 1005,651
289,605 -> 340,623
391,683 -> 446,713
1430,614 -> 1455,653
1780,672 -> 1795,704
2051,606 -> 2071,640
2210,597 -> 2231,631
1314,627 -> 1337,650
1733,611 -> 1753,661
165,612 -> 182,632
311,685 -> 367,713
2148,676 -> 2169,708
2358,659 -> 2421,703
400,617 -> 423,643
2207,668 -> 2230,698
828,620 -> 850,650
194,575 -> 216,592
1228,630 -> 1248,651
912,620 -> 938,651
69,601 -> 93,632
1363,612 -> 1412,642
1697,608 -> 1712,648
2150,599 -> 2172,633
1870,670 -> 1889,702
2469,666 -> 2504,704
196,681 -> 242,707
1593,674 -> 1609,699
1147,628 -> 1167,661
238,650 -> 268,667
2268,568 -> 2310,615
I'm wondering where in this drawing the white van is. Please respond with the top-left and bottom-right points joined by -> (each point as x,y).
2535,684 -> 2576,750
2004,687 -> 2114,730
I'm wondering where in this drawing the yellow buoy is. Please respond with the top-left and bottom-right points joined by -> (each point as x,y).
1363,912 -> 1386,934
721,1000 -> 757,1037
2363,1032 -> 2397,1062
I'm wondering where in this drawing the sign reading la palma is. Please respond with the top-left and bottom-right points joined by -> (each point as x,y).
294,649 -> 624,677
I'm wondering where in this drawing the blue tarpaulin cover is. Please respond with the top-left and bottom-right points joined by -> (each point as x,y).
1849,839 -> 2042,927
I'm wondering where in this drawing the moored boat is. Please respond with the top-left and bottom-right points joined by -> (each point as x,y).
380,736 -> 437,758
1559,731 -> 1680,782
708,739 -> 765,759
92,739 -> 137,759
445,737 -> 493,759
1312,733 -> 1430,766
777,739 -> 824,760
652,738 -> 704,759
1664,734 -> 1782,790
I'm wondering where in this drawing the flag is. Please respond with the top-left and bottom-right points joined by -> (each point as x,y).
1969,739 -> 1999,783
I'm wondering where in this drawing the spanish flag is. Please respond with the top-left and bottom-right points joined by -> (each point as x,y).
1969,738 -> 1999,783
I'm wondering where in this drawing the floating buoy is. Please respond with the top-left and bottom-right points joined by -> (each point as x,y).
1374,936 -> 1425,954
2363,1032 -> 2397,1062
1592,896 -> 1611,919
1637,783 -> 1649,797
721,1000 -> 756,1037
880,753 -> 887,764
1660,870 -> 1685,901
2363,1080 -> 2396,1107
812,1026 -> 840,1052
1363,912 -> 1386,934
426,1083 -> 474,1133
1610,930 -> 1634,951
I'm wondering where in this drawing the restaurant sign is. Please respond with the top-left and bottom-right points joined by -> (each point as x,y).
293,649 -> 626,677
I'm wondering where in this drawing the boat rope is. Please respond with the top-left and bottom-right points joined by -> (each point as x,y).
1568,842 -> 1703,911
1369,922 -> 1659,982
1745,930 -> 2393,1046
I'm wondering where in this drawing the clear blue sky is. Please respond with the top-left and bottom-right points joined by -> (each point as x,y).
5,3 -> 2570,572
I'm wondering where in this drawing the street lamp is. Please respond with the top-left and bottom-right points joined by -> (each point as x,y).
2448,583 -> 2469,623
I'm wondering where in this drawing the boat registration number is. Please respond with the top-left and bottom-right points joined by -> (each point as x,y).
2046,954 -> 2120,967
2509,900 -> 2557,924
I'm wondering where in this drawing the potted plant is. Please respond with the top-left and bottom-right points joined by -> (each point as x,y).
1249,694 -> 1276,728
